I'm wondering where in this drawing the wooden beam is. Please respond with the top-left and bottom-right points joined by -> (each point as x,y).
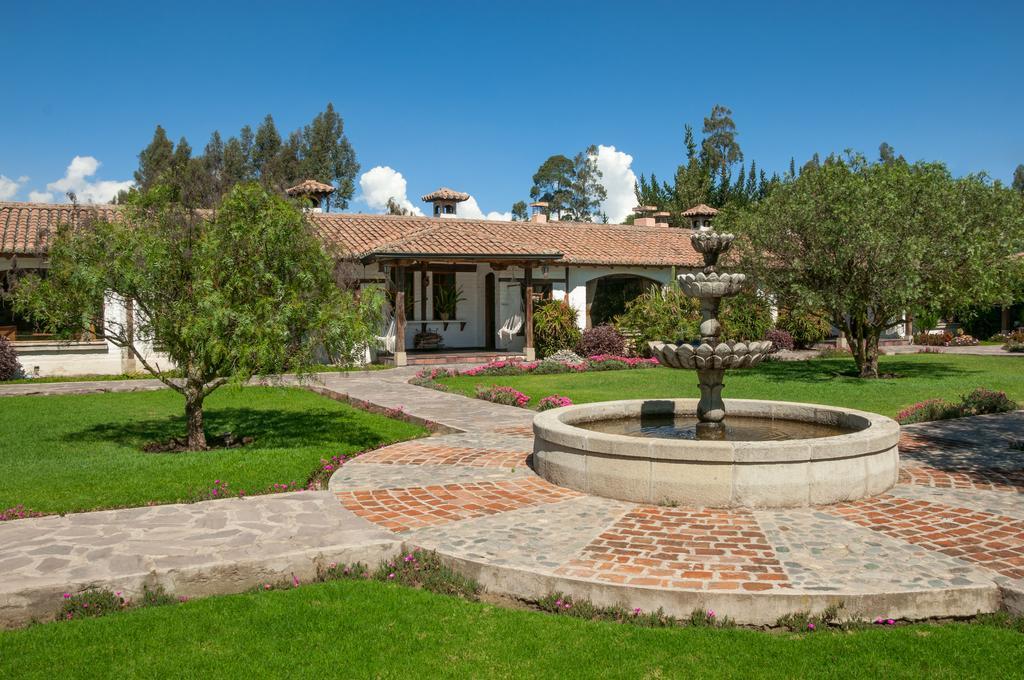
524,266 -> 535,361
395,266 -> 407,367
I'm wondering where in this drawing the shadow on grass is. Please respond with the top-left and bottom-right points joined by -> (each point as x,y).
66,407 -> 395,452
757,357 -> 975,383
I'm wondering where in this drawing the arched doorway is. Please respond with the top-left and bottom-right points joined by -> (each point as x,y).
586,274 -> 660,328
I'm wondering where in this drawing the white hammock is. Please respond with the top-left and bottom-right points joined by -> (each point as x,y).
376,312 -> 396,354
498,299 -> 525,343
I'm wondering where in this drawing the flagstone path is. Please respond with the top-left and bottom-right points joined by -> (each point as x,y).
1,368 -> 1023,626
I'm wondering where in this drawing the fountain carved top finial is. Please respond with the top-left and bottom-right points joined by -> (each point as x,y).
690,230 -> 735,271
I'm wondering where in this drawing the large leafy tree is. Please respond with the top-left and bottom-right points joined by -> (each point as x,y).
529,146 -> 606,221
723,152 -> 1024,378
14,184 -> 382,450
133,125 -> 175,192
1014,164 -> 1024,193
298,103 -> 359,210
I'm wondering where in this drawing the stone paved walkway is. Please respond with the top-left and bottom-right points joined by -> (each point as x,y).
2,367 -> 1023,625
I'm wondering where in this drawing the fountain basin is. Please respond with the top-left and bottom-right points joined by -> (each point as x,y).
532,398 -> 900,508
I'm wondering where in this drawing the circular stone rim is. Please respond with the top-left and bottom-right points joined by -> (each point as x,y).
532,398 -> 901,508
533,398 -> 899,464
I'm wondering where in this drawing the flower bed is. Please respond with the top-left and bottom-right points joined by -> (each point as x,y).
461,355 -> 657,378
475,385 -> 531,408
538,395 -> 573,411
897,387 -> 1018,425
913,329 -> 979,347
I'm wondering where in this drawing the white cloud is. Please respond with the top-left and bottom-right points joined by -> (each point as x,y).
0,175 -> 28,200
28,190 -> 54,203
357,166 -> 424,216
45,156 -> 133,204
458,196 -> 512,222
591,144 -> 637,224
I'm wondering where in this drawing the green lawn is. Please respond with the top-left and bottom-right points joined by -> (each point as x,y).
0,387 -> 425,514
439,354 -> 1024,417
1,579 -> 1021,679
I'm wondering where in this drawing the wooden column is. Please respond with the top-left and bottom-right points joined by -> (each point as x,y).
905,312 -> 914,342
395,266 -> 407,367
524,265 -> 535,361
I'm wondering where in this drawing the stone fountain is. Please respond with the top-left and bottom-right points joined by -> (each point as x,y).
647,229 -> 772,437
531,224 -> 901,508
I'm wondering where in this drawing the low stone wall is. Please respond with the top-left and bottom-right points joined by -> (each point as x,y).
533,398 -> 900,508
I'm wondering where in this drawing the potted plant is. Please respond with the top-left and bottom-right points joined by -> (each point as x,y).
435,285 -> 466,321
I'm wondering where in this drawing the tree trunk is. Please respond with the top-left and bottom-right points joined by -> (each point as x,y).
844,327 -> 881,379
184,386 -> 207,450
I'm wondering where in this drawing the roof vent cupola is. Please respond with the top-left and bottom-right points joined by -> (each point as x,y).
421,187 -> 470,217
285,180 -> 335,212
632,205 -> 658,227
681,204 -> 719,230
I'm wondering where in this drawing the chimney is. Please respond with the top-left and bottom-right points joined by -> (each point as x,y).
633,205 -> 657,227
529,201 -> 549,223
653,211 -> 671,227
421,187 -> 470,217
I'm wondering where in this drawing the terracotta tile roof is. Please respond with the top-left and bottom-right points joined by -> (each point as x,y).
681,203 -> 719,217
0,202 -> 121,256
0,202 -> 702,267
285,179 -> 335,196
420,187 -> 469,202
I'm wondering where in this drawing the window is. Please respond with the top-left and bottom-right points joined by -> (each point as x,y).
432,272 -> 457,320
403,270 -> 416,320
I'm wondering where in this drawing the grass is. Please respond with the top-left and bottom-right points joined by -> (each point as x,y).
1,579 -> 1022,679
0,364 -> 391,385
438,354 -> 1024,418
0,386 -> 425,514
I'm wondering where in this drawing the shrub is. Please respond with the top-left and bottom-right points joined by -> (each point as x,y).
1,504 -> 44,521
897,399 -> 959,425
948,328 -> 979,346
897,388 -> 1018,424
776,308 -> 832,349
59,589 -> 130,620
1001,330 -> 1024,352
766,328 -> 794,353
0,336 -> 23,381
537,395 -> 573,411
545,349 -> 585,364
615,287 -> 700,356
959,388 -> 1018,416
531,360 -> 573,375
719,290 -> 772,341
914,331 -> 953,346
578,324 -> 626,357
475,385 -> 530,408
533,299 -> 582,359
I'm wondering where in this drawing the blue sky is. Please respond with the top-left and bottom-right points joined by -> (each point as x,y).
2,1 -> 1022,220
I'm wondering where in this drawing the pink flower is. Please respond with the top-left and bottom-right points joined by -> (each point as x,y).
292,574 -> 300,587
633,607 -> 642,615
328,562 -> 337,569
264,584 -> 271,590
807,623 -> 815,630
62,593 -> 71,599
388,573 -> 395,580
887,618 -> 895,625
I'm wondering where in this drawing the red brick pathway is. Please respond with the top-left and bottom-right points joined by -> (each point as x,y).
336,478 -> 581,533
555,507 -> 790,591
899,465 -> 1024,492
351,441 -> 529,469
830,495 -> 1024,581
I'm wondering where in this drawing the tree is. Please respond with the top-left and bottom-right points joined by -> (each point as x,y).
1014,164 -> 1024,193
673,124 -> 712,210
134,125 -> 175,191
14,184 -> 382,450
385,197 -> 414,215
511,200 -> 529,221
702,104 -> 742,204
252,114 -> 283,183
298,102 -> 359,210
530,154 -> 575,218
724,152 -> 1024,378
566,145 -> 607,221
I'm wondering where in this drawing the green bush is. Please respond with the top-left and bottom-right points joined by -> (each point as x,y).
614,287 -> 700,356
719,291 -> 773,341
533,299 -> 582,359
776,308 -> 833,349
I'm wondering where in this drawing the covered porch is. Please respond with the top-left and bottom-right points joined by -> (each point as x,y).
367,253 -> 561,367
